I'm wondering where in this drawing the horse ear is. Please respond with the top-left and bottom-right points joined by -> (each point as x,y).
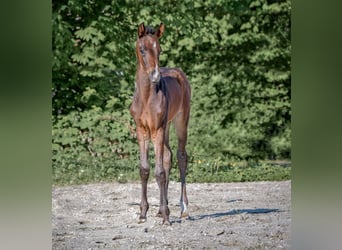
156,23 -> 165,38
138,22 -> 145,38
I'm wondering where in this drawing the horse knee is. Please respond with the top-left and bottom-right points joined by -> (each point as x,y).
155,165 -> 167,185
177,150 -> 187,163
140,163 -> 150,180
155,166 -> 166,178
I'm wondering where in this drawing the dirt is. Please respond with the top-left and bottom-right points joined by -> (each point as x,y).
52,180 -> 291,249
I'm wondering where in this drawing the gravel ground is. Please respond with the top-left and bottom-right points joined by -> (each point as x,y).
52,180 -> 291,249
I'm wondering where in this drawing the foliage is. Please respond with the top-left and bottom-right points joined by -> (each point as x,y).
183,160 -> 291,183
52,105 -> 138,184
52,0 -> 291,184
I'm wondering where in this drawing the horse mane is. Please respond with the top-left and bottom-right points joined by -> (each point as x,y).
145,26 -> 155,35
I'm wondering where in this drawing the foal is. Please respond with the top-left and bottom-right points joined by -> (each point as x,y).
130,23 -> 191,225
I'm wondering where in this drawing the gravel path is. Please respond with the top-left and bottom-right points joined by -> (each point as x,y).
52,180 -> 291,249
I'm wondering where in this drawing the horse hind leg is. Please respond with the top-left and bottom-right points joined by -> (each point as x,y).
177,149 -> 189,218
164,144 -> 172,204
174,114 -> 189,218
163,122 -> 172,207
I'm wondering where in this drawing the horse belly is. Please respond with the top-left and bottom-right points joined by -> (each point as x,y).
165,79 -> 183,121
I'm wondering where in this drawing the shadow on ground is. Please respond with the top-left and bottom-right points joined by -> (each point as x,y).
171,208 -> 280,223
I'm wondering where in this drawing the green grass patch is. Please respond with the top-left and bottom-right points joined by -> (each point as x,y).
53,158 -> 291,185
184,161 -> 291,183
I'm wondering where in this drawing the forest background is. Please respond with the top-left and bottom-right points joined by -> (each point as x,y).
52,0 -> 291,184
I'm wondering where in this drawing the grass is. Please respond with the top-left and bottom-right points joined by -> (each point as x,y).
53,159 -> 291,186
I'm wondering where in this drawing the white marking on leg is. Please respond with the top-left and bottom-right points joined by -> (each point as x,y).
180,199 -> 187,213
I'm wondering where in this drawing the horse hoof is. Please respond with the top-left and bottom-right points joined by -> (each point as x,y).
162,220 -> 171,226
180,211 -> 189,218
138,217 -> 146,224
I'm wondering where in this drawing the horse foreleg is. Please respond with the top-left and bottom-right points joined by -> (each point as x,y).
156,143 -> 172,218
153,129 -> 170,225
137,129 -> 150,223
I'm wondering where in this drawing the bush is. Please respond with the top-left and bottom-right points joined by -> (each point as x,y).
52,0 -> 291,184
52,105 -> 138,184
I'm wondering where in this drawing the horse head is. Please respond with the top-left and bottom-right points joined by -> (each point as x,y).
136,22 -> 165,83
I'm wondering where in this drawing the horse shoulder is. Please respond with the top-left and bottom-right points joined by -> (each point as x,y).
130,92 -> 142,121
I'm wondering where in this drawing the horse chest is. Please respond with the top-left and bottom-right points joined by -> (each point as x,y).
141,104 -> 163,126
136,95 -> 165,129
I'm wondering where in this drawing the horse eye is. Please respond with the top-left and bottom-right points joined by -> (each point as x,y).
139,46 -> 145,55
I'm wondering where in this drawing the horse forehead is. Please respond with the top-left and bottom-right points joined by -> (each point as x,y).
139,36 -> 159,48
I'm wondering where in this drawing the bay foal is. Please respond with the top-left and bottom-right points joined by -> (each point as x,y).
130,23 -> 191,225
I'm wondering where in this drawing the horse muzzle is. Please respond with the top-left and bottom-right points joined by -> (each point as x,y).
149,68 -> 161,83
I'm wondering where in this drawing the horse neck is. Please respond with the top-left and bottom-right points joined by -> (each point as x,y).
135,67 -> 158,103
